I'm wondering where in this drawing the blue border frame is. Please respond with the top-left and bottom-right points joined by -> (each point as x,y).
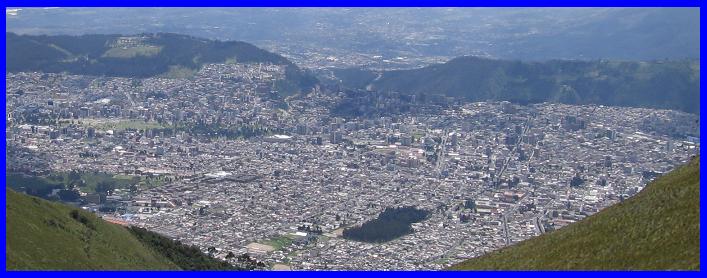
0,0 -> 703,7
2,1 -> 704,276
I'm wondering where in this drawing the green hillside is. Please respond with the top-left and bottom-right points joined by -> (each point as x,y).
5,32 -> 318,92
7,187 -> 244,270
336,56 -> 700,114
450,156 -> 700,270
6,187 -> 178,270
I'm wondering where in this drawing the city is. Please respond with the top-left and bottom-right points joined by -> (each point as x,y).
6,61 -> 699,270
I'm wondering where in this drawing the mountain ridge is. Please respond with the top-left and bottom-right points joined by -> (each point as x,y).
334,56 -> 700,114
5,32 -> 318,93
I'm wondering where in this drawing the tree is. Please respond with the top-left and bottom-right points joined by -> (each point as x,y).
464,199 -> 476,211
67,170 -> 81,185
58,189 -> 80,202
95,180 -> 116,194
342,207 -> 429,243
570,176 -> 585,187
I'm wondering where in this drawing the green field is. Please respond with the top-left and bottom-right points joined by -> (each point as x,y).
78,119 -> 167,131
102,45 -> 162,58
140,176 -> 170,189
5,173 -> 65,198
450,157 -> 700,270
80,172 -> 137,192
6,171 -> 152,196
160,65 -> 197,79
261,235 -> 294,251
6,188 -> 179,270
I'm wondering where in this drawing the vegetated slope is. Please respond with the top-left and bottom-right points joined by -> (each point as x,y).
341,56 -> 699,114
5,32 -> 318,92
127,226 -> 238,270
6,188 -> 238,270
6,187 -> 178,270
450,156 -> 700,270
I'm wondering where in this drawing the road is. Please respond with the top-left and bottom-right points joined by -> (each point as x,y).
435,129 -> 449,176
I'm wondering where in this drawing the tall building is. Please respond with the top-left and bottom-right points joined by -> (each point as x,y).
501,101 -> 516,114
86,127 -> 96,138
296,124 -> 308,135
401,135 -> 413,146
450,132 -> 458,148
330,131 -> 342,144
563,115 -> 587,131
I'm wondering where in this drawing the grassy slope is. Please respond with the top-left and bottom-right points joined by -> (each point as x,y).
450,157 -> 700,270
6,188 -> 179,270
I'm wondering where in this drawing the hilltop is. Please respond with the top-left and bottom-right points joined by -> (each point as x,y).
450,156 -> 700,270
335,56 -> 700,114
6,188 -> 238,270
5,32 -> 318,92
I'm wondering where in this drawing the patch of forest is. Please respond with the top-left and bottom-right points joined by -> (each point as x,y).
343,206 -> 430,243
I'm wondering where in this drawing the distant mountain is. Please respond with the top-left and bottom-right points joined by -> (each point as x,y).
338,56 -> 699,114
481,8 -> 700,61
6,8 -> 700,62
450,156 -> 700,270
5,32 -> 318,93
6,188 -> 238,270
